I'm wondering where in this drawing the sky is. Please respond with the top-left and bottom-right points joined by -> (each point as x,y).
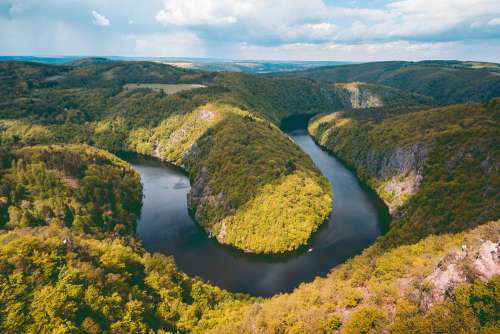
1,0 -> 500,62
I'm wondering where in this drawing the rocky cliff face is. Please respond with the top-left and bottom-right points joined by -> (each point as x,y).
366,143 -> 430,214
335,82 -> 384,109
325,84 -> 428,213
145,106 -> 233,238
421,239 -> 499,309
186,164 -> 233,238
310,112 -> 431,215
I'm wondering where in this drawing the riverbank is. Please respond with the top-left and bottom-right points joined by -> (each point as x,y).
129,128 -> 385,296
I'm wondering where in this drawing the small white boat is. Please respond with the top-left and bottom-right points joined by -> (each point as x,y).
308,248 -> 313,252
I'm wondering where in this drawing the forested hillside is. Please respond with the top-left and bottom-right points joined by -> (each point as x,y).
309,99 -> 499,247
0,60 -> 429,253
208,221 -> 499,333
0,59 -> 498,333
218,72 -> 431,123
0,145 -> 141,236
284,60 -> 500,105
0,59 -> 336,253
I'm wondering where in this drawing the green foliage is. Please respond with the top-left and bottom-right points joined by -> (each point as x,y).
1,59 -> 498,332
128,102 -> 332,253
221,171 -> 331,253
309,100 -> 500,247
390,278 -> 500,333
208,221 -> 499,333
0,59 -> 336,254
178,105 -> 332,253
285,60 -> 500,105
0,145 -> 141,235
0,60 -> 219,125
218,72 -> 342,123
0,227 -> 251,334
342,306 -> 388,334
147,104 -> 223,164
0,120 -> 55,145
123,83 -> 206,95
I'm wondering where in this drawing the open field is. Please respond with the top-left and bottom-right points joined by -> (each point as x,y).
123,83 -> 206,94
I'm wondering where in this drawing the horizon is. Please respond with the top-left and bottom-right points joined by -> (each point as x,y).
1,55 -> 498,65
2,1 -> 500,62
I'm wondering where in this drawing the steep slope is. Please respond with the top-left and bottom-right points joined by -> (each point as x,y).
1,59 -> 498,333
285,61 -> 500,105
309,99 -> 500,247
0,60 -> 334,254
0,145 -> 142,235
129,103 -> 332,253
218,72 -> 431,123
0,225 -> 252,333
207,220 -> 499,333
0,143 -> 254,333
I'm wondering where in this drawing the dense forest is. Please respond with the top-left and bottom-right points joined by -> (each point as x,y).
0,60 -> 336,253
0,145 -> 142,236
309,99 -> 500,248
281,60 -> 500,105
0,59 -> 499,333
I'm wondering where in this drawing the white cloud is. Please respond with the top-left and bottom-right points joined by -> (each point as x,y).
92,10 -> 110,27
383,0 -> 500,35
154,0 -> 385,28
156,0 -> 254,26
321,0 -> 500,43
488,17 -> 500,26
273,22 -> 338,42
131,32 -> 205,57
2,0 -> 500,61
237,40 -> 462,61
297,22 -> 337,38
154,0 -> 500,44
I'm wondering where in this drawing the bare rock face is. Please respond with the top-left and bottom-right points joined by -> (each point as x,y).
181,141 -> 200,168
187,165 -> 210,214
422,240 -> 499,309
423,252 -> 468,306
186,165 -> 231,237
198,108 -> 215,121
472,240 -> 500,280
366,143 -> 430,213
367,143 -> 429,179
216,221 -> 227,243
336,82 -> 384,109
382,171 -> 423,214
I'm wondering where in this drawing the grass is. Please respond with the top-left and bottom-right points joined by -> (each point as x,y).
123,83 -> 207,95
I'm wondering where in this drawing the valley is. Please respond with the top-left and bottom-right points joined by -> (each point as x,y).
0,58 -> 498,333
129,127 -> 386,296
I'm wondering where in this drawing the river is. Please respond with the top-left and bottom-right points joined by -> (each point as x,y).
127,128 -> 387,297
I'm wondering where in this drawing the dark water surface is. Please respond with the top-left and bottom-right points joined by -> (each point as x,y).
127,129 -> 387,297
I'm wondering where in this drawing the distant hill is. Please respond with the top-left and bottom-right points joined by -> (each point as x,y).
0,56 -> 350,73
66,57 -> 115,67
282,60 -> 500,104
0,60 -> 430,123
0,56 -> 82,64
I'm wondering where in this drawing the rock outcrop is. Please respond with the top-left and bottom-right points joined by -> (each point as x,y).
366,143 -> 430,213
422,239 -> 499,308
335,82 -> 384,109
187,165 -> 232,236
